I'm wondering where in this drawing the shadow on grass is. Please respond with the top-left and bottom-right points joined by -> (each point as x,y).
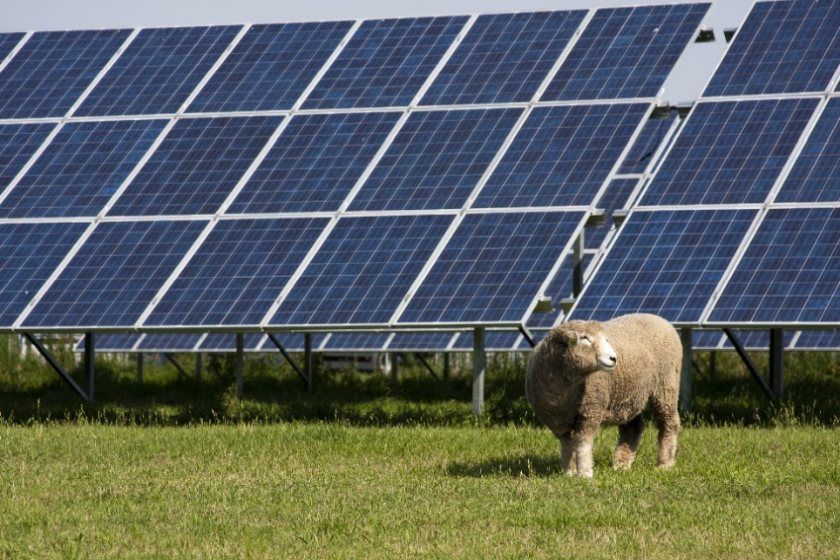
446,454 -> 563,478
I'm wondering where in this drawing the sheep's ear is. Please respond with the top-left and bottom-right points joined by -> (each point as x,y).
561,331 -> 579,346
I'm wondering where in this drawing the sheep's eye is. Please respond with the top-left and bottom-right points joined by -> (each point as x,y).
580,335 -> 592,346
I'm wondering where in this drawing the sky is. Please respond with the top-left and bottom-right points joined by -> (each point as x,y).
0,0 -> 756,104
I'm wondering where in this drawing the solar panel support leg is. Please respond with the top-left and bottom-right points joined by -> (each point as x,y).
23,333 -> 92,404
304,333 -> 313,393
84,333 -> 95,403
573,232 -> 585,297
136,353 -> 143,384
195,353 -> 203,384
709,350 -> 717,382
679,328 -> 692,413
473,327 -> 486,416
235,334 -> 244,397
769,329 -> 784,398
443,353 -> 450,380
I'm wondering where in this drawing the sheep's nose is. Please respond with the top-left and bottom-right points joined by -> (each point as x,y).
609,355 -> 617,365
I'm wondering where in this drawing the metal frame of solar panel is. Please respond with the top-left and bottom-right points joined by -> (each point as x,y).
0,5 -> 711,342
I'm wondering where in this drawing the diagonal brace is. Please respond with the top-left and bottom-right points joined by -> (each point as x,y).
266,332 -> 310,390
23,333 -> 92,403
413,353 -> 440,381
722,328 -> 774,399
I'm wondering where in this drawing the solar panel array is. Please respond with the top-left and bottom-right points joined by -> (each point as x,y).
570,0 -> 840,330
0,3 -> 712,338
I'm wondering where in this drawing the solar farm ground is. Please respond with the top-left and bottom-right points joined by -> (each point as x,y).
1,344 -> 839,557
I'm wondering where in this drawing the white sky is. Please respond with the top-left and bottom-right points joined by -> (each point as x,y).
1,0 -> 757,104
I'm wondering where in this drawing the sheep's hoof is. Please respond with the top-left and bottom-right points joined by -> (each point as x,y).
656,461 -> 676,470
612,462 -> 632,471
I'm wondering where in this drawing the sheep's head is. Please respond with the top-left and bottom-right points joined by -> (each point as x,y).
550,321 -> 617,373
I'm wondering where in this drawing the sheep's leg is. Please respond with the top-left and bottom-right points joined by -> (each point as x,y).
613,414 -> 644,470
559,433 -> 577,475
652,401 -> 680,469
571,428 -> 598,478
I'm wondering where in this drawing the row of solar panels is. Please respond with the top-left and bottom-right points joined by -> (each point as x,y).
1,0 -> 840,335
76,328 -> 840,353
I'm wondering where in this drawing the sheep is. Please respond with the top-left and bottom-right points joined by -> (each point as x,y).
525,313 -> 682,478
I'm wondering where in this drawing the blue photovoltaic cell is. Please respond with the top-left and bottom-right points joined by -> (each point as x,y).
145,218 -> 329,327
324,332 -> 391,350
692,330 -> 725,350
387,331 -> 455,351
189,21 -> 353,112
543,4 -> 709,100
709,208 -> 840,324
618,111 -> 679,174
586,178 -> 639,250
110,116 -> 282,216
76,26 -> 240,116
83,333 -> 143,352
138,333 -> 203,351
262,332 -> 325,352
777,99 -> 840,203
200,333 -> 265,351
0,29 -> 130,118
0,123 -> 55,188
641,99 -> 818,206
720,330 -> 796,350
0,119 -> 167,218
0,33 -> 24,57
229,112 -> 399,214
572,209 -> 756,324
303,16 -> 467,109
0,222 -> 88,326
420,11 -> 586,105
450,330 -> 521,351
399,211 -> 585,324
22,220 -> 206,328
270,215 -> 453,326
350,108 -> 521,211
475,104 -> 648,208
526,252 -> 593,329
795,330 -> 840,350
705,0 -> 840,96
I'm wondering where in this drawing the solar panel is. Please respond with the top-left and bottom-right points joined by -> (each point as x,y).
269,214 -> 453,327
776,99 -> 840,203
0,33 -> 25,60
386,331 -> 456,351
144,218 -> 329,327
704,0 -> 840,97
349,108 -> 521,211
303,16 -> 467,109
640,99 -> 819,206
398,211 -> 585,324
450,330 -> 522,351
708,208 -> 840,325
543,4 -> 709,100
228,112 -> 399,214
691,329 -> 725,350
89,333 -> 143,352
323,332 -> 391,351
0,29 -> 130,118
618,110 -> 680,174
138,332 -> 203,351
109,116 -> 282,216
474,104 -> 649,208
200,332 -> 265,351
794,330 -> 840,350
262,332 -> 323,353
188,21 -> 353,112
0,119 -> 166,218
0,222 -> 88,326
526,252 -> 594,329
571,209 -> 756,323
0,122 -> 56,188
75,26 -> 239,116
420,11 -> 586,105
21,220 -> 206,328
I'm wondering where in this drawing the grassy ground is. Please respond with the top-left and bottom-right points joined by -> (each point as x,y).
1,337 -> 840,558
1,423 -> 839,559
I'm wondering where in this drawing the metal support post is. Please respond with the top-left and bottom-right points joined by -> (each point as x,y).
709,350 -> 717,381
679,328 -> 692,413
84,332 -> 95,403
473,327 -> 486,416
195,353 -> 203,383
769,328 -> 784,398
235,333 -> 244,397
573,232 -> 585,297
443,352 -> 450,380
136,353 -> 143,384
304,333 -> 313,393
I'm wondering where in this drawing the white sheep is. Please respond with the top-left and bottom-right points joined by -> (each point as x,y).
525,313 -> 682,478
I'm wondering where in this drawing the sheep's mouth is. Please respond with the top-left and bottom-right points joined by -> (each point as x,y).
597,359 -> 616,371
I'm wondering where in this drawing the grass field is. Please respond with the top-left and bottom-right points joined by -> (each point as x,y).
1,337 -> 840,558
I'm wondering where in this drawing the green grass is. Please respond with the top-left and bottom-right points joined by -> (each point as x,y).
2,338 -> 840,557
1,422 -> 839,559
